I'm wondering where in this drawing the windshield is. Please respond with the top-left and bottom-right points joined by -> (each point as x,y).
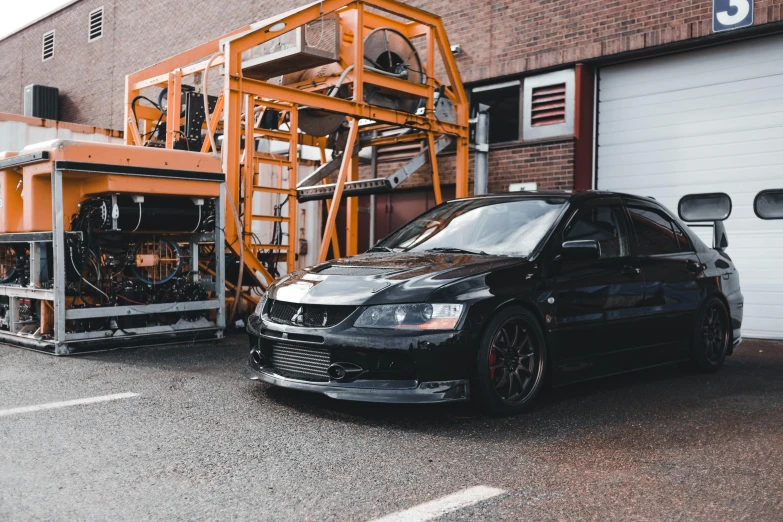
376,197 -> 567,257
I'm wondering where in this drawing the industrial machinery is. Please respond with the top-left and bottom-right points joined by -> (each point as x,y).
0,143 -> 225,354
0,0 -> 467,354
124,0 -> 469,287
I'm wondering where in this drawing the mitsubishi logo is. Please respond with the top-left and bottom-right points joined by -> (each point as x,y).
291,307 -> 304,326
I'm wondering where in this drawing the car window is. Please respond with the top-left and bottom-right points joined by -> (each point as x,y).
564,205 -> 629,258
377,197 -> 567,257
627,206 -> 679,256
671,220 -> 693,252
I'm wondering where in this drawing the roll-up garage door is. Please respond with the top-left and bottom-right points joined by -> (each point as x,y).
597,34 -> 783,339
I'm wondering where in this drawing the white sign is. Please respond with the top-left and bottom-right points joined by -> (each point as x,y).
713,0 -> 753,33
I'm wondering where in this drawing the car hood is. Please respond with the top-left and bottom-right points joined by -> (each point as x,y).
267,252 -> 527,306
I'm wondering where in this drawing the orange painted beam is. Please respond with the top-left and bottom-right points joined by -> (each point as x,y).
318,118 -> 359,262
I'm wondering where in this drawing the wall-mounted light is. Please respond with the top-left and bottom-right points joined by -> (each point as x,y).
450,44 -> 461,56
267,22 -> 287,33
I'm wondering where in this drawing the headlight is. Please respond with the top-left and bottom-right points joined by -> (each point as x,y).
354,303 -> 464,330
254,294 -> 268,316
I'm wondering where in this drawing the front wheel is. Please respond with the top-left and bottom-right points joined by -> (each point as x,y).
475,307 -> 547,415
689,297 -> 730,372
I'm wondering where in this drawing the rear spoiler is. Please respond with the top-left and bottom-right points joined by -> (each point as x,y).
678,193 -> 731,251
754,189 -> 783,220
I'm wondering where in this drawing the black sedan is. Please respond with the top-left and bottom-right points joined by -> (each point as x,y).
247,191 -> 743,415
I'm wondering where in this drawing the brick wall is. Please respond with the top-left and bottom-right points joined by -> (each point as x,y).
0,0 -> 781,193
418,0 -> 783,83
4,0 -> 783,129
0,0 -> 313,129
360,139 -> 574,192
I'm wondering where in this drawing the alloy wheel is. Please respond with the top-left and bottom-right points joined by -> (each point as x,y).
488,318 -> 541,405
703,304 -> 728,364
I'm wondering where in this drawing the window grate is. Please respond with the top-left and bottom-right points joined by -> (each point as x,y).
42,31 -> 55,61
530,83 -> 566,127
88,7 -> 104,42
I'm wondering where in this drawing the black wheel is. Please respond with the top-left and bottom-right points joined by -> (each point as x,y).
690,297 -> 730,372
475,307 -> 546,415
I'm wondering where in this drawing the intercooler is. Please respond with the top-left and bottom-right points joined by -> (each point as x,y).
271,343 -> 331,381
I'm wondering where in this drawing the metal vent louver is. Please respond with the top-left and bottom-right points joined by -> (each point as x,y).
42,31 -> 55,61
530,83 -> 566,126
89,8 -> 104,42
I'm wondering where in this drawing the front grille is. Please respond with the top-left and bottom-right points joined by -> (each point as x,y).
272,343 -> 331,381
267,299 -> 356,328
315,266 -> 399,276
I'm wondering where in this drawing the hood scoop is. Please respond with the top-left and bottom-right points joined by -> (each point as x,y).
315,265 -> 402,276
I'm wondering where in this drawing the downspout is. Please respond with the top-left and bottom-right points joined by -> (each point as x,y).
474,103 -> 490,195
369,131 -> 378,246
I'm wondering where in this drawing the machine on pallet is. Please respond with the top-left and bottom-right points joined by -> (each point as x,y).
0,142 -> 225,354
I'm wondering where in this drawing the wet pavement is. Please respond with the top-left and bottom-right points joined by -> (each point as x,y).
0,335 -> 781,521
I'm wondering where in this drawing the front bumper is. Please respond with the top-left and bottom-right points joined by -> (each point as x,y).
246,312 -> 475,404
247,366 -> 469,403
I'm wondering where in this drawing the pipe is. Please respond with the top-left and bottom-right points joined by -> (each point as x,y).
369,131 -> 378,246
474,103 -> 490,196
226,191 -> 244,326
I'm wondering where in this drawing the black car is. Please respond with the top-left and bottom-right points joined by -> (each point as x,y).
247,191 -> 743,415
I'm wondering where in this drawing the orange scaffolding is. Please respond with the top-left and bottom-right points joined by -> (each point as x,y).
124,0 -> 469,299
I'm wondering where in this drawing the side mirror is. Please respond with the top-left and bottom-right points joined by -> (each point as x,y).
560,240 -> 600,261
678,193 -> 732,222
754,189 -> 783,220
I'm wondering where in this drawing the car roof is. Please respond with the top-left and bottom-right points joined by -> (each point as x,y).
450,190 -> 660,205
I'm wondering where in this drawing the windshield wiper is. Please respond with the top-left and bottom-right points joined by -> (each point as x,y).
367,246 -> 395,253
425,247 -> 488,255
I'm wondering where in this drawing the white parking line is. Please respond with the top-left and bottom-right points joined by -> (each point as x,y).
0,392 -> 139,418
368,485 -> 506,522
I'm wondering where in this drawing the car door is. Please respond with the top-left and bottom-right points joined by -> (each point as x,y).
552,198 -> 646,381
624,201 -> 702,361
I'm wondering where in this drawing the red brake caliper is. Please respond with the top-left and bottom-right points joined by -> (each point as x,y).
489,350 -> 497,379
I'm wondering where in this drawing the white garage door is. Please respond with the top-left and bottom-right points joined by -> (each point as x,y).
597,34 -> 783,339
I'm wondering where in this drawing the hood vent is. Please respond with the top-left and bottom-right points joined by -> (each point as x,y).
315,266 -> 399,276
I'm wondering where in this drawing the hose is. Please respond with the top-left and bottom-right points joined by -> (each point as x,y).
190,204 -> 202,233
328,65 -> 354,97
133,202 -> 142,232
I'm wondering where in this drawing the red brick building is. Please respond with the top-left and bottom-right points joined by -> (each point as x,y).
2,0 -> 782,337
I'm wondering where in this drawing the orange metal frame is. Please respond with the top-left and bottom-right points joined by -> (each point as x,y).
124,0 -> 469,295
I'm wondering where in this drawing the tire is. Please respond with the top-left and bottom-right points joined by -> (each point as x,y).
474,306 -> 547,415
689,297 -> 730,373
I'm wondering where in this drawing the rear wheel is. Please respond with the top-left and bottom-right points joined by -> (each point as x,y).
689,297 -> 730,372
475,307 -> 546,415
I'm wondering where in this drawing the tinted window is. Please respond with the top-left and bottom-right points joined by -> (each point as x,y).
672,220 -> 692,252
377,197 -> 566,257
564,205 -> 629,258
628,206 -> 679,256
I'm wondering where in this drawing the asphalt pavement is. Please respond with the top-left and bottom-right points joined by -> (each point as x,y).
0,335 -> 781,521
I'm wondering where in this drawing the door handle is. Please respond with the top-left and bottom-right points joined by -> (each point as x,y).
621,265 -> 641,276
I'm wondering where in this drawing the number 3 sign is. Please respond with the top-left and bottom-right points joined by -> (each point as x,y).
713,0 -> 754,32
